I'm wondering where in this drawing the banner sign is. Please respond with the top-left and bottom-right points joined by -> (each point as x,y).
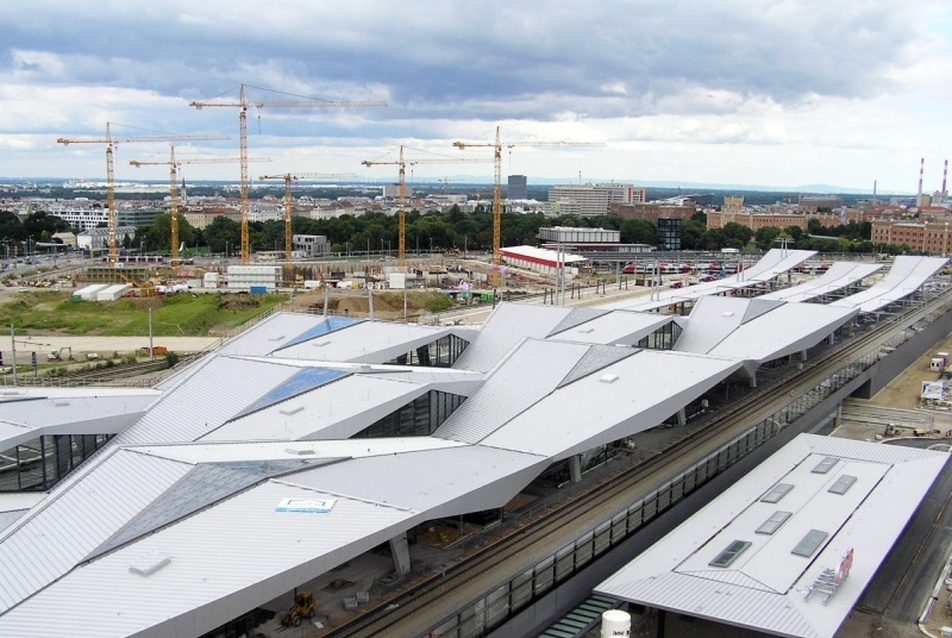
276,497 -> 336,514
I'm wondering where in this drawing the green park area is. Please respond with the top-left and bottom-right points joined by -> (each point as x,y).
0,290 -> 286,337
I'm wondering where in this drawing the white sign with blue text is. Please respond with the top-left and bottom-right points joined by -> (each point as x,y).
276,497 -> 337,513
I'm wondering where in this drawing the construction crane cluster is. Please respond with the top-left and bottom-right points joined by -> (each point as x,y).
56,123 -> 228,266
190,84 -> 386,264
128,147 -> 269,266
361,146 -> 488,271
56,86 -> 605,290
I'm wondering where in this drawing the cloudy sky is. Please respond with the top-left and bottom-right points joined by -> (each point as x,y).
1,0 -> 950,193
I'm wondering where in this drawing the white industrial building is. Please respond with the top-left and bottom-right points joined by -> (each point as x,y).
596,434 -> 948,638
0,250 -> 947,638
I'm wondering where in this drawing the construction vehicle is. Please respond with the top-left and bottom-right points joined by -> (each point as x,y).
47,347 -> 71,361
281,590 -> 316,627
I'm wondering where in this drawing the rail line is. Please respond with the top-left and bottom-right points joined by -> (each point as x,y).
323,295 -> 951,638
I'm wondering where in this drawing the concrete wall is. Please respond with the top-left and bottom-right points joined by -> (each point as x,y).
854,308 -> 952,399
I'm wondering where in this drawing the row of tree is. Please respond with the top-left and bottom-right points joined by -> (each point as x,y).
0,205 -> 911,257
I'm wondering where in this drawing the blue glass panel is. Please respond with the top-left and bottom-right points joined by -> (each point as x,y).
279,316 -> 362,350
234,367 -> 349,420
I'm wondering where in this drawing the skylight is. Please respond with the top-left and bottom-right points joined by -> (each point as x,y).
760,483 -> 793,503
812,456 -> 839,474
709,540 -> 751,567
756,511 -> 792,535
792,529 -> 828,557
828,475 -> 857,495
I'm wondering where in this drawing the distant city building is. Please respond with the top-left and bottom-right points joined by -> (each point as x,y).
547,183 -> 643,217
117,206 -> 163,228
798,195 -> 844,212
707,210 -> 844,230
656,218 -> 682,251
292,234 -> 330,258
76,226 -> 136,253
183,207 -> 240,230
537,226 -> 652,255
382,184 -> 413,199
871,219 -> 952,255
33,201 -> 108,231
611,202 -> 695,224
507,175 -> 528,200
538,227 -> 620,244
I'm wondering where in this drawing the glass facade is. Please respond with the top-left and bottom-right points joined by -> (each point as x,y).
387,334 -> 469,368
0,433 -> 111,492
656,218 -> 682,251
355,390 -> 466,438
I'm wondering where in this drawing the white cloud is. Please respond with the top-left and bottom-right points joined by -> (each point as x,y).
0,0 -> 947,190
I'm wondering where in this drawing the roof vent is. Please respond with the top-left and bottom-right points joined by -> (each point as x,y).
129,555 -> 171,577
285,448 -> 315,456
268,335 -> 286,342
279,405 -> 304,416
53,400 -> 70,407
313,340 -> 331,347
578,327 -> 594,334
599,373 -> 619,384
722,311 -> 734,317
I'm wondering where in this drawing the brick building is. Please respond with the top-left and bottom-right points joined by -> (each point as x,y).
871,219 -> 952,255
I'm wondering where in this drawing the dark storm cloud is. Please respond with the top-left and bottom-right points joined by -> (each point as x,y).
0,0 -> 923,124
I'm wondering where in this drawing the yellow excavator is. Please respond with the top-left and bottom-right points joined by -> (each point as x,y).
281,591 -> 316,628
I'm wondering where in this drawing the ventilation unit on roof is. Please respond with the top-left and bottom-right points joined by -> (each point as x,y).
600,374 -> 619,384
285,448 -> 315,456
129,555 -> 171,577
313,340 -> 331,347
578,327 -> 594,334
279,405 -> 304,416
268,335 -> 286,342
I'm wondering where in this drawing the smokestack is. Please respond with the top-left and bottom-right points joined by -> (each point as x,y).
917,157 -> 925,207
873,180 -> 877,208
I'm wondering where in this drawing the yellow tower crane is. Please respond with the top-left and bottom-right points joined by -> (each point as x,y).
129,147 -> 269,265
190,84 -> 385,264
57,123 -> 227,266
361,146 -> 487,271
258,172 -> 357,279
453,126 -> 604,285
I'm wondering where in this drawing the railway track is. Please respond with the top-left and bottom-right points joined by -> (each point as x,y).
326,296 -> 952,638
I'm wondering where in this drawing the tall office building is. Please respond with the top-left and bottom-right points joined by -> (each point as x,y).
548,183 -> 642,217
508,175 -> 528,200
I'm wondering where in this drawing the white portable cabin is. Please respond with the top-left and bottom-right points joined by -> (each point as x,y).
72,284 -> 108,301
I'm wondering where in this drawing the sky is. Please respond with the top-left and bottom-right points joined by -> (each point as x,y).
1,0 -> 950,194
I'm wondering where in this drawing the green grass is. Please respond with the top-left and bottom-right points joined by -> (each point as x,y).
0,291 -> 286,336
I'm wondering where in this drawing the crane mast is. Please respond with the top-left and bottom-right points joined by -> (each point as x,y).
191,84 -> 385,264
258,172 -> 356,280
362,146 -> 486,271
129,147 -> 258,264
454,126 -> 604,286
58,123 -> 226,267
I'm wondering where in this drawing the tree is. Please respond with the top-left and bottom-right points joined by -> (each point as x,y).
203,216 -> 241,254
722,222 -> 753,246
754,226 -> 782,251
620,218 -> 657,245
